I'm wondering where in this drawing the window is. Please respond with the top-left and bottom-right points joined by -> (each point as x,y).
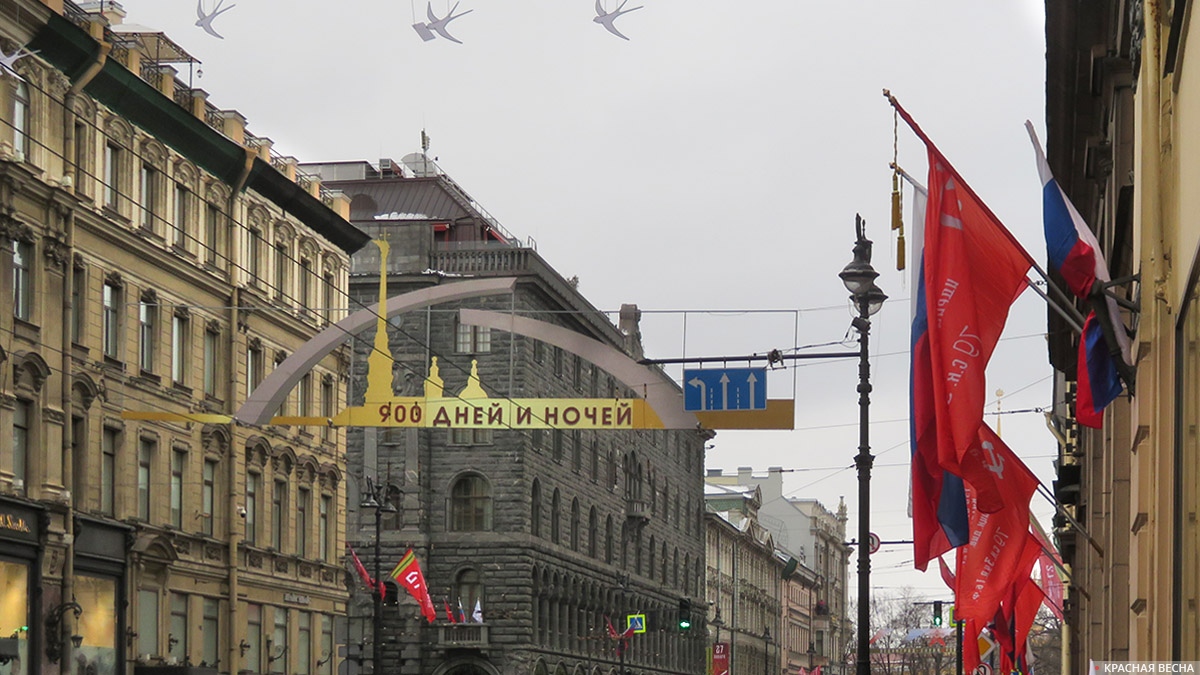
298,374 -> 312,417
450,428 -> 493,445
202,459 -> 216,536
455,322 -> 491,353
531,428 -> 543,452
552,430 -> 563,462
246,604 -> 262,673
204,327 -> 219,397
275,242 -> 288,300
13,81 -> 28,158
140,163 -> 158,230
202,597 -> 220,667
297,612 -> 311,675
570,498 -> 580,551
173,183 -> 189,248
137,589 -> 159,658
103,281 -> 122,360
205,203 -> 220,265
551,489 -> 561,544
319,495 -> 330,561
553,347 -> 563,376
299,258 -> 312,311
101,428 -> 117,516
12,239 -> 31,321
296,488 -> 309,556
454,569 -> 482,623
74,121 -> 89,196
138,439 -> 154,520
533,339 -> 545,364
247,343 -> 264,391
172,313 -> 188,384
72,265 -> 85,342
272,479 -> 287,550
12,400 -> 30,489
590,439 -> 599,481
322,272 -> 335,324
588,507 -> 598,558
246,473 -> 259,545
450,475 -> 492,531
169,593 -> 188,662
248,228 -> 263,283
139,298 -> 157,372
572,431 -> 581,472
271,608 -> 288,674
171,448 -> 186,528
530,480 -> 541,538
320,616 -> 333,675
103,142 -> 120,209
321,379 -> 334,441
605,515 -> 613,563
572,355 -> 582,389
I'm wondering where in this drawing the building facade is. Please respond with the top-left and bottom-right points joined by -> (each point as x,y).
704,468 -> 847,674
1043,0 -> 1200,665
0,4 -> 366,675
303,158 -> 710,675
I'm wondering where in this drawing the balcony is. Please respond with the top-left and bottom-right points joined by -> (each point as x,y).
626,498 -> 650,522
438,623 -> 489,650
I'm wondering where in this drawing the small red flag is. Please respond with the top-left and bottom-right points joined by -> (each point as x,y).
444,599 -> 458,624
389,549 -> 437,623
346,544 -> 382,597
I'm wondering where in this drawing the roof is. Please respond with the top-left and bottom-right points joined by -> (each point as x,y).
334,177 -> 475,223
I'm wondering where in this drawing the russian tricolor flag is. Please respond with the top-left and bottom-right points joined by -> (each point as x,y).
1027,122 -> 1130,426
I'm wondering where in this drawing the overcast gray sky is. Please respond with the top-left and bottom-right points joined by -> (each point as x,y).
119,0 -> 1053,598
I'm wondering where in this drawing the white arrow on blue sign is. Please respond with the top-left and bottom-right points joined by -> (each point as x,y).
683,367 -> 768,412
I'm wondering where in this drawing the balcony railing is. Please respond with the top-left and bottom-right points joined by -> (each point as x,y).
438,623 -> 489,648
626,498 -> 650,521
431,247 -> 532,275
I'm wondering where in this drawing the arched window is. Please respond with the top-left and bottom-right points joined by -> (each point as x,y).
450,474 -> 492,531
454,568 -> 483,621
13,81 -> 29,157
570,498 -> 580,551
531,480 -> 542,537
551,489 -> 561,544
604,515 -> 613,563
588,507 -> 598,558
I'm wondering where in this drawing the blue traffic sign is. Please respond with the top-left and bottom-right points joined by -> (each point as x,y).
683,367 -> 767,411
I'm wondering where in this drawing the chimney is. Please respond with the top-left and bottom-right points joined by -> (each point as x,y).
706,468 -> 723,478
618,303 -> 644,360
737,466 -> 753,483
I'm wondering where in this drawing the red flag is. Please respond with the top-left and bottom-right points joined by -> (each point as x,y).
389,549 -> 437,623
953,424 -> 1039,625
1030,515 -> 1065,619
444,599 -> 458,624
937,555 -> 956,592
962,619 -> 983,673
347,544 -> 382,597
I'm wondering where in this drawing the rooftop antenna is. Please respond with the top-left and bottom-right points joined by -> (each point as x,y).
421,129 -> 431,176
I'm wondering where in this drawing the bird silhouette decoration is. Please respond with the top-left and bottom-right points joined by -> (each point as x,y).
594,0 -> 642,40
195,0 -> 236,39
0,45 -> 37,81
412,2 -> 473,44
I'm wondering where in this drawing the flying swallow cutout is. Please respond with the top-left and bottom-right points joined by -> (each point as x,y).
594,0 -> 642,40
0,44 -> 37,80
413,2 -> 473,44
195,0 -> 236,39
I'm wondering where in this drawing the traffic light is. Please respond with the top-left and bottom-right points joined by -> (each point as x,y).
932,600 -> 943,627
678,598 -> 692,631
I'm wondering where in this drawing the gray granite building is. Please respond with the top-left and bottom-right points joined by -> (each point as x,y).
303,158 -> 709,675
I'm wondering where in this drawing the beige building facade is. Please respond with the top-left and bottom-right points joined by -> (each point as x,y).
1044,0 -> 1200,666
0,3 -> 366,675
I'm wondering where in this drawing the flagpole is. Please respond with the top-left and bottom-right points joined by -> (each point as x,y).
883,89 -> 1090,331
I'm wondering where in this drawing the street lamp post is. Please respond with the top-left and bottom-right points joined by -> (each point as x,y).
359,475 -> 397,675
838,215 -> 886,675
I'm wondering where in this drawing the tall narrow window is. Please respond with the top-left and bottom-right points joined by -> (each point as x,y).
450,475 -> 492,531
12,400 -> 30,489
297,612 -> 311,675
322,272 -> 335,323
172,313 -> 188,384
74,121 -> 89,196
299,258 -> 312,312
72,265 -> 86,342
138,439 -> 154,520
173,183 -> 189,248
246,604 -> 262,673
13,81 -> 28,158
169,593 -> 188,662
137,589 -> 159,659
272,479 -> 286,550
271,608 -> 288,674
102,428 -> 117,516
296,488 -> 309,556
321,379 -> 333,441
551,489 -> 561,544
320,616 -> 333,675
202,597 -> 220,667
12,239 -> 32,321
103,282 -> 121,359
205,203 -> 220,265
275,242 -> 288,300
139,298 -> 157,372
103,142 -> 119,208
204,328 -> 219,397
298,374 -> 312,417
171,448 -> 186,528
319,495 -> 330,561
248,343 -> 263,390
140,163 -> 157,230
531,481 -> 542,538
246,473 -> 259,545
248,228 -> 262,283
202,459 -> 216,536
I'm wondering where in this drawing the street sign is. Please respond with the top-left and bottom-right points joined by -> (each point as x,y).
972,664 -> 992,675
977,633 -> 996,660
868,532 -> 881,555
627,614 -> 646,634
684,367 -> 767,411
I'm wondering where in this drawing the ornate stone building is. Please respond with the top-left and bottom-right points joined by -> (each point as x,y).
302,158 -> 710,675
0,4 -> 366,675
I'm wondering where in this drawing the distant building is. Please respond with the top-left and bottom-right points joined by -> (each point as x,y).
303,157 -> 710,675
706,468 -> 849,675
0,4 -> 365,675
